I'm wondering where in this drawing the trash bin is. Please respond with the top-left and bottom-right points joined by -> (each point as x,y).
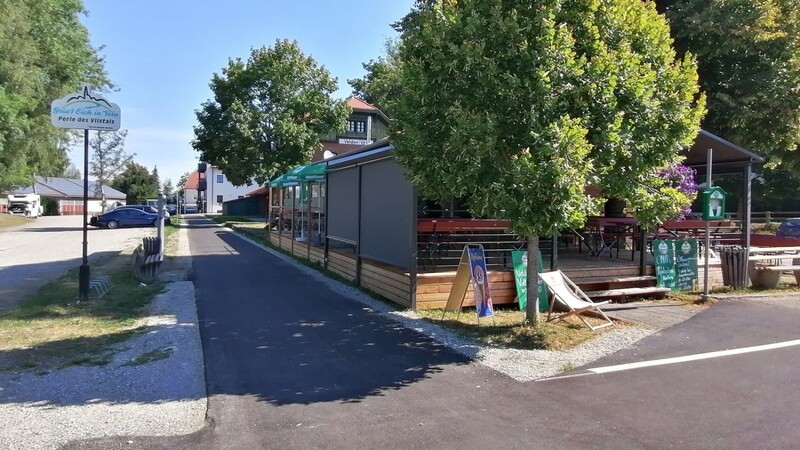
719,245 -> 748,288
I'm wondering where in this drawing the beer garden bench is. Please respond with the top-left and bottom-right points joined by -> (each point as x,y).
748,246 -> 800,289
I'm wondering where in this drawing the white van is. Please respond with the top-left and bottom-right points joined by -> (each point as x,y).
7,194 -> 43,218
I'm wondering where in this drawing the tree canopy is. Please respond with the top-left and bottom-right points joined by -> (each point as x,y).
89,130 -> 132,187
348,39 -> 403,117
111,162 -> 159,205
395,0 -> 705,234
0,0 -> 111,192
192,39 -> 350,186
659,0 -> 800,163
657,0 -> 800,209
393,0 -> 705,320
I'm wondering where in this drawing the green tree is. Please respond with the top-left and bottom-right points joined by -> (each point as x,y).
192,39 -> 350,186
176,171 -> 189,197
658,0 -> 800,210
0,0 -> 111,192
348,39 -> 403,116
111,162 -> 158,205
89,129 -> 133,210
151,166 -> 161,193
59,161 -> 82,179
90,129 -> 132,185
394,0 -> 705,322
162,178 -> 174,196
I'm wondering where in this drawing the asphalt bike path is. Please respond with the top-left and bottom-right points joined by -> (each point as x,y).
66,218 -> 800,449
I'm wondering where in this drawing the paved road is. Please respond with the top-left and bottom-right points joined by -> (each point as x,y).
68,218 -> 800,449
0,215 -> 151,312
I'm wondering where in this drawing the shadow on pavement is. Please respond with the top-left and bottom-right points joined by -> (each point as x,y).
1,218 -> 468,410
0,250 -> 121,314
194,227 -> 470,406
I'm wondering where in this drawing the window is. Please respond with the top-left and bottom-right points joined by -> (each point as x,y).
346,120 -> 366,134
216,195 -> 223,204
216,174 -> 224,183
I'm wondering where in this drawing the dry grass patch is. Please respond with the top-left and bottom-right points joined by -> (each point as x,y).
414,307 -> 619,351
0,214 -> 32,229
0,232 -> 183,374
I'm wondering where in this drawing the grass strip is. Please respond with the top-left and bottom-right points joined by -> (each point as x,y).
0,225 -> 187,374
0,214 -> 32,229
208,215 -> 255,225
414,307 -> 615,351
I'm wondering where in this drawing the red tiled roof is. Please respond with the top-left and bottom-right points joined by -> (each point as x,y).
347,97 -> 379,112
185,172 -> 200,189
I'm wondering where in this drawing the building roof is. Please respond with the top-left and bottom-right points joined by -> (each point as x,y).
682,129 -> 765,174
347,97 -> 379,112
246,186 -> 269,196
185,172 -> 200,189
346,97 -> 391,124
311,142 -> 363,162
326,138 -> 394,168
7,176 -> 127,199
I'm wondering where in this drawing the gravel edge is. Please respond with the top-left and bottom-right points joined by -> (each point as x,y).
0,228 -> 206,450
228,227 -> 656,382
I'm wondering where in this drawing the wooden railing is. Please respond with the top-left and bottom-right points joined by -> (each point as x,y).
725,211 -> 800,225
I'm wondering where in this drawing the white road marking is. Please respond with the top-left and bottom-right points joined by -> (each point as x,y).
588,338 -> 800,374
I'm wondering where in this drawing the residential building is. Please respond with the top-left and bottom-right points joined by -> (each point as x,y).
313,97 -> 391,162
183,166 -> 257,213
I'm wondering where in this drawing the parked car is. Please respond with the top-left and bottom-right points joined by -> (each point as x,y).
776,218 -> 800,239
183,204 -> 198,214
116,205 -> 171,224
166,204 -> 178,215
90,208 -> 159,229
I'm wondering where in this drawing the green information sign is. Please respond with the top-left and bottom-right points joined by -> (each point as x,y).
511,250 -> 549,312
653,239 -> 676,290
675,239 -> 699,291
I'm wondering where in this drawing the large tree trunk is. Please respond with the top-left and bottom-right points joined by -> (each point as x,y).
526,236 -> 541,324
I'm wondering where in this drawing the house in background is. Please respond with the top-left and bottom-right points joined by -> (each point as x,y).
183,166 -> 257,213
1,176 -> 126,215
183,172 -> 201,211
314,97 -> 392,162
195,98 -> 391,216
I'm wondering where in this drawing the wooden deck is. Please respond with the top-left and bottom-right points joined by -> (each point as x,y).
268,231 -> 724,310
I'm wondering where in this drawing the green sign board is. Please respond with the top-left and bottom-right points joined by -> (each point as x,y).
653,239 -> 676,290
511,250 -> 549,312
675,239 -> 699,291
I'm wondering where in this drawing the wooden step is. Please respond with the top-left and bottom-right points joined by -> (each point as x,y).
574,275 -> 657,292
585,287 -> 670,301
564,265 -> 654,279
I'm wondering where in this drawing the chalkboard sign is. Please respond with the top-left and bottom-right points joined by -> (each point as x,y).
653,240 -> 676,290
675,239 -> 699,291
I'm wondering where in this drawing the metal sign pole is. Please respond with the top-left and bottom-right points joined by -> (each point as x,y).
702,148 -> 712,301
79,128 -> 91,301
49,85 -> 121,302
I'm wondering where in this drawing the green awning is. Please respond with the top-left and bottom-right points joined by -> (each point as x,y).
285,163 -> 326,183
269,163 -> 326,188
268,173 -> 298,188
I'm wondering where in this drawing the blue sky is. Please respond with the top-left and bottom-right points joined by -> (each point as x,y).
72,0 -> 414,186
